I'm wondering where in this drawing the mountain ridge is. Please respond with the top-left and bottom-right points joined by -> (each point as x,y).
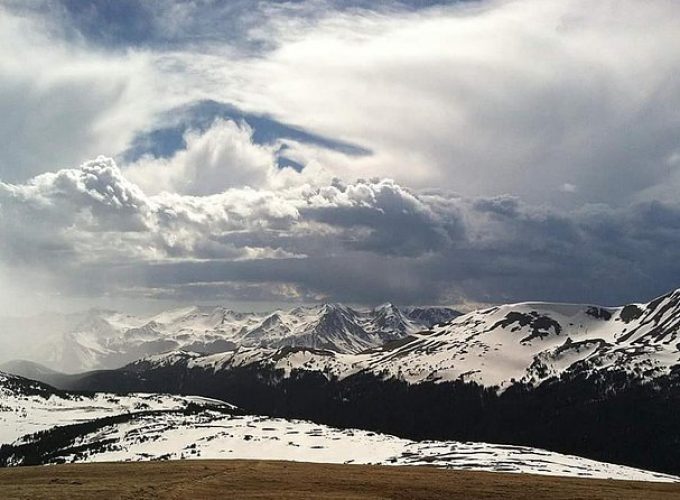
105,287 -> 680,390
0,304 -> 461,372
4,288 -> 680,390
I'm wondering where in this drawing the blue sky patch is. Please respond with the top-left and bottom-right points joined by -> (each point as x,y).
122,99 -> 371,165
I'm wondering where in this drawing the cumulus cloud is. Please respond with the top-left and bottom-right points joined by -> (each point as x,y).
123,117 -> 343,196
125,119 -> 281,194
0,157 -> 457,270
1,156 -> 679,313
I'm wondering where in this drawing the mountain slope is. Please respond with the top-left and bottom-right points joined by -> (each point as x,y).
161,288 -> 679,389
41,288 -> 680,476
7,411 -> 677,481
364,289 -> 680,387
0,371 -> 674,482
2,304 -> 460,372
0,371 -> 233,445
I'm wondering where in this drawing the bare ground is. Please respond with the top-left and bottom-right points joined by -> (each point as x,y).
1,460 -> 679,500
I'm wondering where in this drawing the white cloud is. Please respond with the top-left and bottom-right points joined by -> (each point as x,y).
4,0 -> 680,207
0,5 -> 166,182
1,155 -> 679,311
0,156 -> 451,270
165,0 -> 680,206
125,119 -> 282,194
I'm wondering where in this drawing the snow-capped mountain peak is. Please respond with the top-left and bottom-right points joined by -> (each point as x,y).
147,288 -> 680,391
4,303 -> 461,372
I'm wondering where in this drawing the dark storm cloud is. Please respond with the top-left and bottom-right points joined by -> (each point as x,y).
3,157 -> 677,307
299,179 -> 462,256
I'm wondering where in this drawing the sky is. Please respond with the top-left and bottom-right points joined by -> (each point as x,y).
0,0 -> 679,315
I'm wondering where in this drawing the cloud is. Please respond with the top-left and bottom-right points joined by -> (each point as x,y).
121,99 -> 371,164
4,0 -> 680,207
1,156 -> 679,313
162,0 -> 680,206
0,156 -> 460,269
32,0 -> 468,50
300,178 -> 461,256
0,5 -> 169,183
1,1 -> 679,312
125,119 -> 282,195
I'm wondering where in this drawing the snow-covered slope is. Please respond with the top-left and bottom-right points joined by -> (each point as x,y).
364,289 -> 680,388
0,372 -> 674,482
136,289 -> 680,390
3,304 -> 460,372
0,371 -> 232,444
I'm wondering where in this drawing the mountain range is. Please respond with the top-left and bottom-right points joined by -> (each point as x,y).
0,304 -> 460,372
2,288 -> 680,476
18,288 -> 677,390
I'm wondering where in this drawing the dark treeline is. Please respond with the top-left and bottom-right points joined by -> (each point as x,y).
61,364 -> 680,475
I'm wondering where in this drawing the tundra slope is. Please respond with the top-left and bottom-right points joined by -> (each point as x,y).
0,372 -> 675,482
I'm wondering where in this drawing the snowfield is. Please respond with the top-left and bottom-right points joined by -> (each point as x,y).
0,371 -> 677,482
4,408 -> 678,482
0,371 -> 233,444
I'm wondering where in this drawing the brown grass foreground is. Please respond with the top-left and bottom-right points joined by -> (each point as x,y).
0,460 -> 679,500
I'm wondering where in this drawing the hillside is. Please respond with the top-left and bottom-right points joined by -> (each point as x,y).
1,371 -> 675,481
0,371 -> 235,445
